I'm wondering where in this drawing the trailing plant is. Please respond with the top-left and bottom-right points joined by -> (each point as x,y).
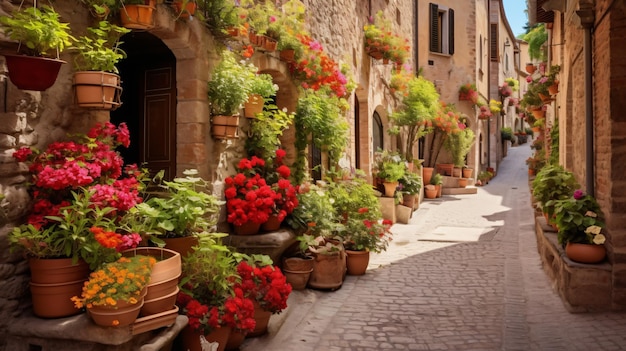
0,5 -> 75,57
522,24 -> 547,61
246,105 -> 294,160
73,20 -> 130,73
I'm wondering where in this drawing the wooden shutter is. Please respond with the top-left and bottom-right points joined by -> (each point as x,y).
490,23 -> 498,61
429,3 -> 439,52
448,8 -> 454,54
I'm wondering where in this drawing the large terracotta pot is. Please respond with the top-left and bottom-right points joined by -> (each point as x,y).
163,236 -> 199,257
225,329 -> 248,350
73,71 -> 121,110
29,258 -> 90,284
308,248 -> 346,290
248,301 -> 272,337
172,0 -> 197,19
452,167 -> 462,178
123,247 -> 182,285
140,286 -> 179,316
30,279 -> 86,318
88,299 -> 144,327
565,243 -> 606,264
423,167 -> 434,185
382,181 -> 398,197
182,324 -> 232,351
345,250 -> 370,276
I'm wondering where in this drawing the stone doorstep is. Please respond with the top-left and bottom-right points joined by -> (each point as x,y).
6,312 -> 188,351
442,187 -> 478,195
534,215 -> 613,312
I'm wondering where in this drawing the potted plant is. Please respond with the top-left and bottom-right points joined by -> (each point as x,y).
71,255 -> 155,327
80,0 -> 119,18
374,151 -> 407,197
277,30 -> 304,62
244,72 -> 277,118
129,169 -> 222,256
444,127 -> 475,174
233,258 -> 292,338
532,165 -> 579,225
178,235 -> 254,351
458,83 -> 478,103
208,51 -> 257,139
0,5 -> 74,91
552,190 -> 606,263
120,0 -> 157,30
399,171 -> 422,210
224,155 -> 277,235
430,173 -> 443,198
171,0 -> 197,19
72,19 -> 130,110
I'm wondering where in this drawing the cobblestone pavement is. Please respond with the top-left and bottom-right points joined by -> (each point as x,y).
240,143 -> 626,351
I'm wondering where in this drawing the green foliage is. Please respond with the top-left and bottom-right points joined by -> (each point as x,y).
444,128 -> 475,167
504,77 -> 519,91
523,23 -> 548,61
73,20 -> 130,72
553,193 -> 605,247
390,76 -> 440,161
208,51 -> 255,115
430,173 -> 443,185
532,165 -> 579,219
246,104 -> 294,160
501,127 -> 513,141
399,171 -> 422,195
128,170 -> 223,240
200,0 -> 240,38
294,88 -> 348,183
477,171 -> 492,182
327,177 -> 381,220
248,73 -> 278,98
0,5 -> 75,56
549,119 -> 559,165
374,150 -> 407,182
287,183 -> 340,237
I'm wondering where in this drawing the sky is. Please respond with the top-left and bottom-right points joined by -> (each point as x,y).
502,0 -> 529,38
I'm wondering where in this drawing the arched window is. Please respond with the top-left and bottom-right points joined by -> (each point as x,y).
373,111 -> 383,152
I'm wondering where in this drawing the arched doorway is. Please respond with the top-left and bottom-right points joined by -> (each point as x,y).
111,32 -> 177,180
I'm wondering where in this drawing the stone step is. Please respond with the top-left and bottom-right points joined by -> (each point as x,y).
442,187 -> 478,195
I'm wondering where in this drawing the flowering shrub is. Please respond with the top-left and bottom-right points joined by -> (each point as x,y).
553,190 -> 606,247
234,260 -> 292,314
458,83 -> 479,104
71,255 -> 155,311
340,208 -> 393,253
267,150 -> 299,221
363,11 -> 409,65
10,122 -> 145,268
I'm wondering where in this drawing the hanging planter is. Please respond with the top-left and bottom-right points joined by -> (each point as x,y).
120,0 -> 156,30
548,81 -> 559,95
526,63 -> 536,74
4,55 -> 65,91
73,71 -> 122,110
243,94 -> 264,118
172,0 -> 197,19
263,36 -> 277,51
211,115 -> 240,139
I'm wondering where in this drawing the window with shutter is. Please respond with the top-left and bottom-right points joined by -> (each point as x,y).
429,3 -> 454,55
490,23 -> 498,62
430,3 -> 439,52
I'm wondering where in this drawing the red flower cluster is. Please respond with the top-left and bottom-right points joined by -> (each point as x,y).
234,261 -> 292,314
225,151 -> 299,226
177,289 -> 256,334
13,122 -> 143,229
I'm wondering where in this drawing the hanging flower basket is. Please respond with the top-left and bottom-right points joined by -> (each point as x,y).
73,71 -> 122,110
211,115 -> 240,139
4,55 -> 65,91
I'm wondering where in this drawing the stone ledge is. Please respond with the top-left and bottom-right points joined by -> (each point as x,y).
534,215 -> 612,312
6,312 -> 187,351
442,187 -> 477,195
224,229 -> 298,264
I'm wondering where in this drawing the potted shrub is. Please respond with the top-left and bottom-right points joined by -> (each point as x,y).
208,51 -> 257,139
277,31 -> 304,62
532,165 -> 579,225
430,173 -> 443,198
374,150 -> 407,197
71,255 -> 155,327
72,20 -> 130,110
244,72 -> 277,118
120,0 -> 157,30
129,169 -> 222,256
0,5 -> 74,91
444,127 -> 475,175
458,83 -> 478,103
178,235 -> 255,351
399,171 -> 422,209
552,190 -> 606,263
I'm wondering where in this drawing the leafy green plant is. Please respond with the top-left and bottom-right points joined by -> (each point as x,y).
374,150 -> 407,182
444,128 -> 475,167
327,176 -> 382,219
399,171 -> 422,195
208,50 -> 255,115
0,5 -> 75,57
248,72 -> 278,98
430,173 -> 443,185
72,20 -> 130,73
127,170 -> 223,241
477,171 -> 492,182
552,190 -> 605,247
246,104 -> 294,160
294,88 -> 349,183
287,183 -> 340,237
501,127 -> 513,141
533,165 -> 579,219
522,24 -> 547,61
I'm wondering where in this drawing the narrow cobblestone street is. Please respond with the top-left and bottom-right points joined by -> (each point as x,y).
241,142 -> 626,351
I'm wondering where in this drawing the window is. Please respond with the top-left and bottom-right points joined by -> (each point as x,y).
490,23 -> 498,62
373,112 -> 383,153
429,3 -> 454,55
479,34 -> 483,70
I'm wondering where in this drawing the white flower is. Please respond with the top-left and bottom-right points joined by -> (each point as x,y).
585,225 -> 602,235
593,234 -> 606,245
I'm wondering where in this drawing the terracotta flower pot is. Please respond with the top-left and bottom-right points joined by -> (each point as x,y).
383,181 -> 398,197
282,268 -> 312,290
123,247 -> 182,285
30,280 -> 86,318
424,185 -> 437,199
261,215 -> 282,232
462,168 -> 473,178
248,301 -> 272,337
308,250 -> 346,290
163,236 -> 199,258
565,243 -> 606,264
345,250 -> 370,276
4,55 -> 65,91
140,286 -> 179,316
279,49 -> 295,62
182,324 -> 232,351
88,299 -> 144,327
28,257 -> 90,284
211,115 -> 240,139
73,71 -> 122,110
458,178 -> 468,188
120,0 -> 156,29
226,329 -> 248,350
423,167 -> 434,185
234,221 -> 261,235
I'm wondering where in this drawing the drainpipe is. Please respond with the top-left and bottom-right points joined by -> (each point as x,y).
576,4 -> 595,196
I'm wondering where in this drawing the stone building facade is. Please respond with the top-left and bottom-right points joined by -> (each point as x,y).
530,0 -> 626,310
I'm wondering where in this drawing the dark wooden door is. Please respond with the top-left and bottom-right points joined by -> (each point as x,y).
112,32 -> 177,180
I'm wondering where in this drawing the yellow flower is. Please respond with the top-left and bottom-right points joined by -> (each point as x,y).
585,225 -> 602,235
585,211 -> 598,218
593,234 -> 606,245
